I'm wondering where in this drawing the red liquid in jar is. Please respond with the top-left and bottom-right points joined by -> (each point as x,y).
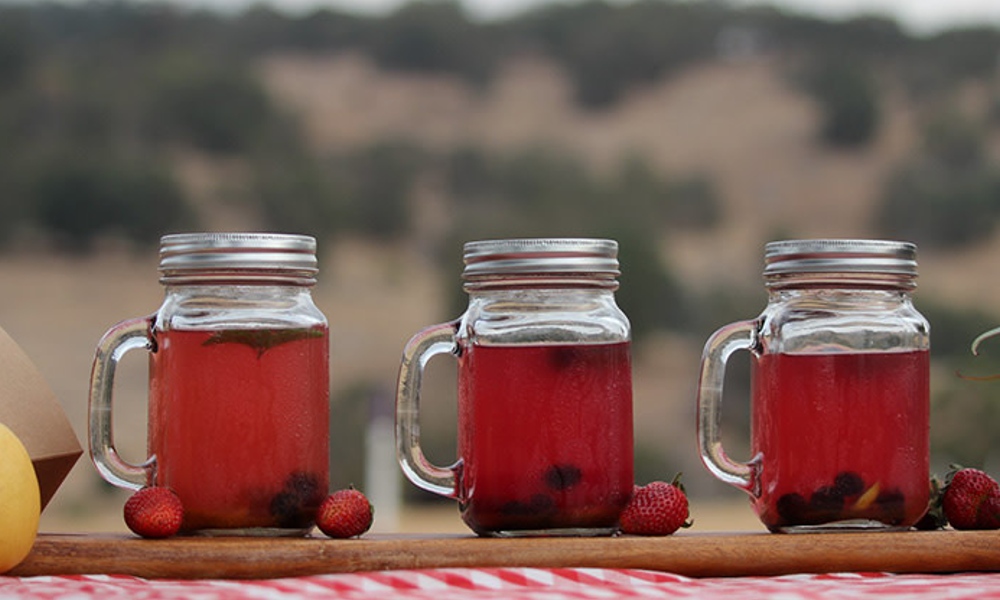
751,350 -> 929,531
149,327 -> 329,532
457,342 -> 634,534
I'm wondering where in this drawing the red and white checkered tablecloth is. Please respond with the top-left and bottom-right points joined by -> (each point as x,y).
4,568 -> 1000,599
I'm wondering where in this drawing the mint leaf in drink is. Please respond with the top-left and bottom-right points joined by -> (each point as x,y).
202,327 -> 325,357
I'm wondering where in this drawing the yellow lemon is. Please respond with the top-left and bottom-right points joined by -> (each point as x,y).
0,422 -> 40,573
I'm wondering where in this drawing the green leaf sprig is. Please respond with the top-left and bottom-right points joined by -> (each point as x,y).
202,327 -> 325,358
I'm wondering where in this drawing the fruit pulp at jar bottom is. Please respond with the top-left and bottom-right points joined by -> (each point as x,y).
752,350 -> 930,531
149,327 -> 329,532
457,342 -> 634,535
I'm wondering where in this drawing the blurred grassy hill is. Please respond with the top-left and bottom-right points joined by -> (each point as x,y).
4,0 -> 1000,532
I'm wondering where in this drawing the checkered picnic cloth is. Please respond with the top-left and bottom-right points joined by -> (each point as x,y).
4,568 -> 1000,599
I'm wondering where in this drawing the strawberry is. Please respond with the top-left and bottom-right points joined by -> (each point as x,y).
942,467 -> 1000,530
977,489 -> 1000,529
618,475 -> 691,536
123,487 -> 184,539
316,487 -> 373,538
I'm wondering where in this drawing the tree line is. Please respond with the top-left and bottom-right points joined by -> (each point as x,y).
2,0 -> 1000,341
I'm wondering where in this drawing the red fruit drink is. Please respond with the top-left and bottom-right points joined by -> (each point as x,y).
149,326 -> 329,533
456,341 -> 634,535
751,349 -> 930,531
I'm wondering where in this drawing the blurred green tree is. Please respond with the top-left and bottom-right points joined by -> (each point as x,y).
31,151 -> 194,251
922,106 -> 986,169
252,153 -> 345,241
145,54 -> 274,154
875,108 -> 1000,248
799,57 -> 881,147
341,140 -> 427,239
0,11 -> 31,92
665,175 -> 721,229
438,145 -> 701,341
371,0 -> 498,86
876,161 -> 1000,248
521,0 -> 723,109
613,229 -> 688,340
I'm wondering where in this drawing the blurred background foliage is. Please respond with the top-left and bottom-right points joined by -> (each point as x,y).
4,0 -> 1000,500
4,1 -> 1000,252
5,0 -> 1000,257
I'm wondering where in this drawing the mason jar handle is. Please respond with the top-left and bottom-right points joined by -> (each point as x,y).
697,319 -> 761,495
396,321 -> 459,498
88,316 -> 156,491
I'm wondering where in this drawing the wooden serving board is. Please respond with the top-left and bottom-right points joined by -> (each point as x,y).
10,530 -> 1000,580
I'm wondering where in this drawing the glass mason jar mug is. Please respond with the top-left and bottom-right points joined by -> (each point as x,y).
698,239 -> 930,532
89,233 -> 330,536
396,238 -> 634,537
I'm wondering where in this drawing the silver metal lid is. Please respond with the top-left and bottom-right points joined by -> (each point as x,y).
764,239 -> 917,278
462,238 -> 620,278
159,233 -> 318,282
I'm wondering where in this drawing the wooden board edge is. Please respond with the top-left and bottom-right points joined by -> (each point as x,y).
9,530 -> 1000,580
